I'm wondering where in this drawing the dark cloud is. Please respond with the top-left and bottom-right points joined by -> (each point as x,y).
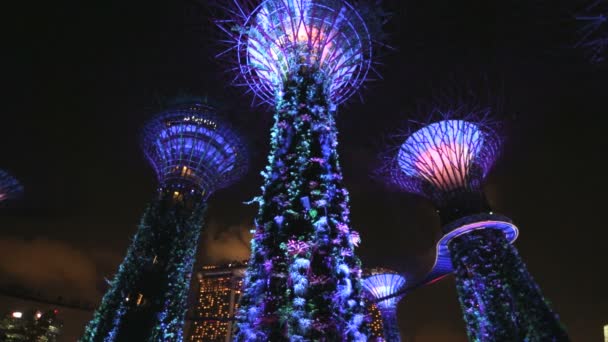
200,221 -> 253,264
0,238 -> 99,302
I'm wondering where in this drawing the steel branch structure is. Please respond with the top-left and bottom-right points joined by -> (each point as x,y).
381,109 -> 569,341
362,269 -> 406,342
576,0 -> 608,63
217,0 -> 373,105
0,169 -> 23,203
217,0 -> 382,340
142,102 -> 248,198
81,101 -> 248,342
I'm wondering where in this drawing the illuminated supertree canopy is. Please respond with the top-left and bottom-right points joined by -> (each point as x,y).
380,108 -> 569,341
362,269 -> 406,311
576,0 -> 608,63
0,169 -> 23,202
362,269 -> 406,342
142,102 -> 248,198
81,101 -> 248,342
216,1 -> 384,340
391,115 -> 500,209
218,0 -> 374,105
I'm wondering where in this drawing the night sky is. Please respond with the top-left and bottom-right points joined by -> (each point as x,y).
1,0 -> 606,341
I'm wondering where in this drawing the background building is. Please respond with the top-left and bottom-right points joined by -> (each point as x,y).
189,261 -> 247,342
0,309 -> 62,342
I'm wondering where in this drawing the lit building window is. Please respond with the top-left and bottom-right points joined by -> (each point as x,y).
189,261 -> 247,342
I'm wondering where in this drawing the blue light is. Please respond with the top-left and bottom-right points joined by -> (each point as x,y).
362,273 -> 406,310
233,0 -> 373,104
0,169 -> 23,202
142,104 -> 248,196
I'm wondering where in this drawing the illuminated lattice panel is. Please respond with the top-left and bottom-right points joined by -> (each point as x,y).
142,103 -> 248,197
394,119 -> 499,199
224,0 -> 374,105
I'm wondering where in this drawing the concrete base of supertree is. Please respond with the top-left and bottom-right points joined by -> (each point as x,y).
448,228 -> 569,341
81,193 -> 206,342
234,66 -> 367,341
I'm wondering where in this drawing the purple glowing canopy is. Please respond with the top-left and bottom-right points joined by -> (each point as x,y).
0,169 -> 23,202
391,119 -> 500,198
141,103 -> 248,197
362,269 -> 407,310
220,0 -> 373,105
576,0 -> 608,63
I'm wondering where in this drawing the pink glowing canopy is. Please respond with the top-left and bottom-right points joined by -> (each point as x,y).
396,120 -> 498,193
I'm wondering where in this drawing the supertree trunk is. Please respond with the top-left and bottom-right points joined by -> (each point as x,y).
448,229 -> 569,342
379,309 -> 400,342
235,66 -> 367,341
81,196 -> 206,342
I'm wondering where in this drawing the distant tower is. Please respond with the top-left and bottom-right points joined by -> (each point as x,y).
189,261 -> 247,342
217,0 -> 383,340
576,0 -> 607,63
362,269 -> 406,342
383,111 -> 569,341
0,170 -> 23,203
81,101 -> 248,342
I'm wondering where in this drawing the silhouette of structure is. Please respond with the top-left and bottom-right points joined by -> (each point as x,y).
81,100 -> 247,342
381,109 -> 569,341
216,0 -> 384,340
362,269 -> 406,342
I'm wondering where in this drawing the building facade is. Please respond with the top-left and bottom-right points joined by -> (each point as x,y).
0,309 -> 62,342
189,261 -> 247,342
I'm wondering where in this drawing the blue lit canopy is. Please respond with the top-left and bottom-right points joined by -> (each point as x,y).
392,119 -> 500,198
0,169 -> 23,202
223,0 -> 373,105
362,270 -> 407,310
142,103 -> 248,197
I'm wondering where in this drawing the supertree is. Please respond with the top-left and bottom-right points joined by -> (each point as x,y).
381,108 -> 569,341
362,269 -> 406,342
81,101 -> 248,342
576,0 -> 608,63
215,0 -> 383,340
0,170 -> 23,203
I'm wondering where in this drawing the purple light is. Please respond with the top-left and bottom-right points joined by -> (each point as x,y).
576,0 -> 608,63
387,117 -> 500,201
362,271 -> 406,310
141,103 -> 248,196
219,0 -> 373,105
0,169 -> 23,202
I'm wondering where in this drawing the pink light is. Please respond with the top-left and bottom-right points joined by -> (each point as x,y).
12,311 -> 23,319
415,142 -> 472,191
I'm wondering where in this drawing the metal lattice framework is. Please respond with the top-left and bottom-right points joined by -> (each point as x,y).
576,0 -> 608,63
362,268 -> 407,310
0,169 -> 23,202
383,110 -> 501,207
142,103 -> 248,197
216,0 -> 373,105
